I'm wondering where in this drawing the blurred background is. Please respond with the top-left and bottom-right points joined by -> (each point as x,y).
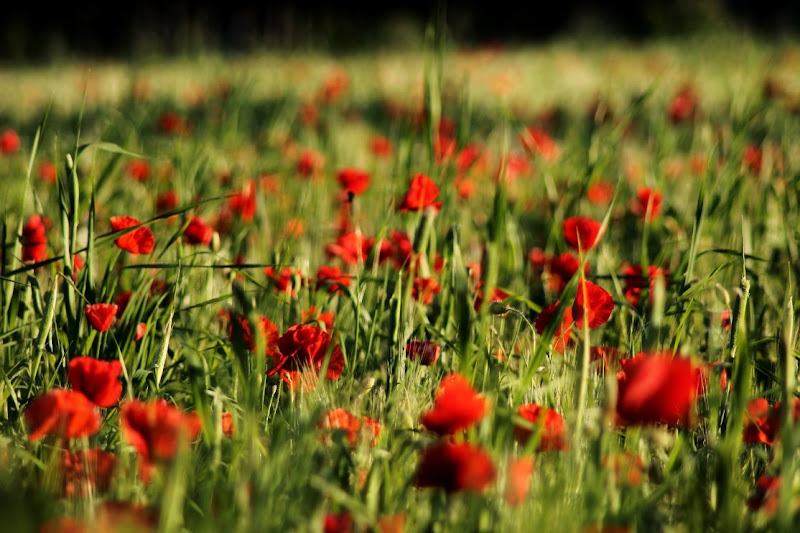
1,0 -> 799,62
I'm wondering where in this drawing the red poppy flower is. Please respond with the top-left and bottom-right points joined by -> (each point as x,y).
21,214 -> 49,263
85,303 -> 118,332
616,352 -> 705,427
25,389 -> 101,441
268,324 -> 345,386
473,282 -> 511,313
315,265 -> 352,294
183,215 -> 214,246
420,373 -> 489,435
61,448 -> 117,497
406,340 -> 441,366
323,512 -> 354,533
120,399 -> 202,464
380,230 -> 413,268
668,86 -> 699,124
414,442 -> 496,493
115,290 -> 132,317
67,356 -> 123,408
534,301 -> 574,353
412,277 -> 441,305
563,216 -> 604,252
544,252 -> 589,294
513,403 -> 568,451
227,312 -> 280,358
370,135 -> 393,158
126,159 -> 151,182
325,231 -> 374,265
747,475 -> 781,514
318,408 -> 380,447
110,216 -> 155,255
520,126 -> 560,161
0,129 -> 20,155
227,180 -> 257,222
433,135 -> 457,164
455,143 -> 485,173
587,180 -> 614,205
264,266 -> 303,296
296,149 -> 324,177
573,279 -> 614,329
505,457 -> 535,505
743,397 -> 800,446
221,411 -> 235,438
630,187 -> 662,221
336,167 -> 371,196
622,264 -> 668,308
742,145 -> 763,175
155,190 -> 178,213
301,306 -> 335,330
157,111 -> 190,135
39,160 -> 58,184
397,173 -> 442,213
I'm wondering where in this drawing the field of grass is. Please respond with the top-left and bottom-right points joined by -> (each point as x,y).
1,29 -> 799,532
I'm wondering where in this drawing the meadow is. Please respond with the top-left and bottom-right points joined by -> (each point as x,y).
0,29 -> 799,532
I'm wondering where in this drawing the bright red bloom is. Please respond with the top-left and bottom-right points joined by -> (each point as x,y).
513,403 -> 568,451
134,322 -> 147,341
318,408 -> 380,447
268,324 -> 345,386
68,356 -> 123,408
622,264 -> 668,308
668,86 -> 699,124
505,457 -> 535,505
412,277 -> 441,305
264,266 -> 303,296
120,399 -> 202,464
336,168 -> 371,196
25,389 -> 101,441
473,281 -> 511,313
563,216 -> 604,252
616,352 -> 705,427
630,187 -> 662,221
110,216 -> 155,255
420,373 -> 489,435
221,411 -> 235,438
380,230 -> 413,268
85,303 -> 118,332
742,145 -> 763,175
573,279 -> 614,329
414,442 -> 496,493
61,448 -> 117,497
0,129 -> 21,154
323,512 -> 354,533
316,265 -> 352,294
743,397 -> 800,446
227,180 -> 257,222
433,135 -> 457,164
534,301 -> 574,353
183,215 -> 214,246
397,173 -> 442,213
520,126 -> 560,161
587,180 -> 614,205
544,252 -> 588,294
115,290 -> 132,317
301,306 -> 335,330
370,135 -> 393,158
406,340 -> 441,366
227,312 -> 280,358
126,159 -> 151,182
21,214 -> 49,263
325,231 -> 374,265
39,160 -> 58,184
